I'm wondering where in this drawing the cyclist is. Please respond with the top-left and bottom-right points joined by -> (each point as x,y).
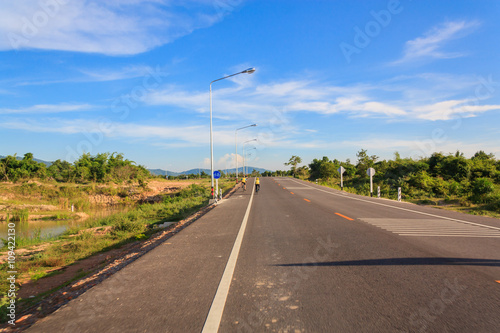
241,177 -> 247,191
255,177 -> 260,193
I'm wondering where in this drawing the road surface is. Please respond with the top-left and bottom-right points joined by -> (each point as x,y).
28,177 -> 500,332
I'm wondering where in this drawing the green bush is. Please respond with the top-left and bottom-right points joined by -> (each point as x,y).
470,178 -> 495,203
111,216 -> 144,233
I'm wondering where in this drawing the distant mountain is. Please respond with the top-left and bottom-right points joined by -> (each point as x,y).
0,154 -> 272,176
148,169 -> 182,177
148,166 -> 272,177
181,168 -> 211,176
0,155 -> 52,166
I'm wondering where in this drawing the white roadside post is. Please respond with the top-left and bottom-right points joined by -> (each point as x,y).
213,170 -> 221,203
398,187 -> 402,202
377,186 -> 381,198
367,167 -> 376,197
338,166 -> 345,191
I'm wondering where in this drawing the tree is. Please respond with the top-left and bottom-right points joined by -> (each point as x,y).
472,151 -> 494,160
296,165 -> 309,179
285,155 -> 302,177
356,149 -> 378,177
48,159 -> 73,182
470,178 -> 495,203
250,169 -> 260,177
309,156 -> 335,180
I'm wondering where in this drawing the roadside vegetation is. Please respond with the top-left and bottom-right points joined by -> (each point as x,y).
0,180 -> 238,323
0,152 -> 238,323
279,150 -> 500,217
0,152 -> 150,184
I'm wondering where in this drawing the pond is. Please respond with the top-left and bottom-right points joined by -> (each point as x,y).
0,205 -> 132,245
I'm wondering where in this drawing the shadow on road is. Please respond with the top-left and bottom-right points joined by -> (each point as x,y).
274,257 -> 500,267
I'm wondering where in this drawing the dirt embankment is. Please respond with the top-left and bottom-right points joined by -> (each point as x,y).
89,180 -> 185,204
0,180 -> 194,221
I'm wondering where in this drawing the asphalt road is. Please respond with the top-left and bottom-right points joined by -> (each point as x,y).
28,177 -> 500,332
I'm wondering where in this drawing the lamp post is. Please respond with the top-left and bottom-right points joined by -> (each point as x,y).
244,147 -> 256,176
243,143 -> 256,176
210,68 -> 256,199
235,124 -> 257,182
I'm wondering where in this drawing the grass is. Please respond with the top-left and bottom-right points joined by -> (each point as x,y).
40,212 -> 73,220
0,182 -> 221,323
11,209 -> 29,222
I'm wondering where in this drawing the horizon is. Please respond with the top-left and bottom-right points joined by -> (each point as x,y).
2,148 -> 497,175
1,1 -> 499,171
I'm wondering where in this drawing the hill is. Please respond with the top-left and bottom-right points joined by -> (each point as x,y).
148,166 -> 271,177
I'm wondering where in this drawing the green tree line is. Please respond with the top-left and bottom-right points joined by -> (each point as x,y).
0,152 -> 150,183
284,150 -> 500,213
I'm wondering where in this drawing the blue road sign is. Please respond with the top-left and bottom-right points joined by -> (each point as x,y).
213,170 -> 221,179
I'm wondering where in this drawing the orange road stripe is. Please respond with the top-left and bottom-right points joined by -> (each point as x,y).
335,212 -> 354,221
496,280 -> 500,284
290,192 -> 295,195
304,199 -> 311,202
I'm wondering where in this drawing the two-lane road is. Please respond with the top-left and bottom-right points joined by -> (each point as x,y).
28,177 -> 500,332
219,177 -> 500,332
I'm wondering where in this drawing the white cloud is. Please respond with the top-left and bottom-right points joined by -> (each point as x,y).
12,65 -> 168,86
289,97 -> 406,117
141,73 -> 500,126
412,99 -> 500,121
78,65 -> 161,82
0,117 -> 260,147
217,153 -> 243,170
3,72 -> 498,154
0,103 -> 95,114
0,0 -> 236,55
142,79 -> 408,120
392,20 -> 479,64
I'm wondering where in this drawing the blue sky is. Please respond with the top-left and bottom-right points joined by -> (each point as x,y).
1,0 -> 499,172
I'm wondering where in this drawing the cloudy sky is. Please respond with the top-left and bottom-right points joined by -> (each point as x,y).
1,0 -> 499,172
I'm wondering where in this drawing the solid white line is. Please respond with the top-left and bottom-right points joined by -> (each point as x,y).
287,178 -> 500,232
201,181 -> 255,333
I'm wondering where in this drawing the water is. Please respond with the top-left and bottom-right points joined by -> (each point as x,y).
0,205 -> 132,244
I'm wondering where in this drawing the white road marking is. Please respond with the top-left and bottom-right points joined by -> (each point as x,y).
360,218 -> 500,237
201,181 -> 255,333
286,178 -> 500,232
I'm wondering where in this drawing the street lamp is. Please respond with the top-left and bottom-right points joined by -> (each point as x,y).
242,139 -> 256,176
210,68 -> 256,199
235,124 -> 257,182
244,147 -> 257,176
